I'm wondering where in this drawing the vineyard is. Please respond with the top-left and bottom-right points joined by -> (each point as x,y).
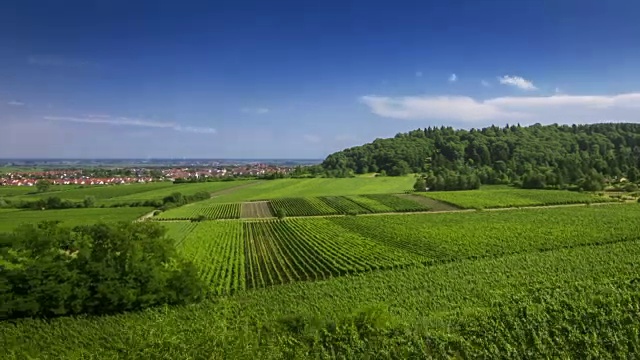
170,204 -> 640,294
422,188 -> 615,209
3,203 -> 640,358
156,203 -> 241,220
176,222 -> 245,294
269,194 -> 431,217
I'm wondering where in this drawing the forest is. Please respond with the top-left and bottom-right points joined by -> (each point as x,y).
322,123 -> 640,190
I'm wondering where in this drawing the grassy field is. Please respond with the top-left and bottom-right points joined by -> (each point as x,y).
204,177 -> 415,203
422,188 -> 614,209
2,205 -> 639,358
1,181 -> 257,205
0,207 -> 154,233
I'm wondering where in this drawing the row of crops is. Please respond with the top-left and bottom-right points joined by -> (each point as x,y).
156,203 -> 241,220
173,203 -> 640,293
422,188 -> 615,209
269,194 -> 431,217
157,194 -> 432,219
5,234 -> 640,358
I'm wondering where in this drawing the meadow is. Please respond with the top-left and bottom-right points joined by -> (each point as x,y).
203,177 -> 415,203
422,187 -> 614,209
0,207 -> 154,233
2,180 -> 257,205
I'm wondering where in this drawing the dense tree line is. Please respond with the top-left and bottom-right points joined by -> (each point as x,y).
0,221 -> 204,320
323,123 -> 640,189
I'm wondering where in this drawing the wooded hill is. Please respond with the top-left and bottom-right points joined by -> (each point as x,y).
322,123 -> 640,189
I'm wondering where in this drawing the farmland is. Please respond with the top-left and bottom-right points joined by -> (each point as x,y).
156,203 -> 241,220
163,204 -> 640,294
2,180 -> 257,205
3,204 -> 640,358
422,188 -> 614,209
202,177 -> 415,203
1,178 -> 638,358
0,207 -> 154,233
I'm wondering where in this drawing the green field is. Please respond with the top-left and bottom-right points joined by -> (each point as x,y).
422,188 -> 614,209
1,181 -> 637,358
156,203 -> 241,220
203,177 -> 415,203
162,204 -> 640,293
3,204 -> 640,358
0,207 -> 154,233
1,181 -> 256,205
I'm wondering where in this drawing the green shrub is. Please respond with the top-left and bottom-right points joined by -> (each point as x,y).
0,221 -> 204,320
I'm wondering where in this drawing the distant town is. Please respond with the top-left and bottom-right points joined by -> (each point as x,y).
0,160 -> 321,187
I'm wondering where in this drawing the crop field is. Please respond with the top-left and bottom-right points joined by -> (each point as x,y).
170,204 -> 640,293
240,202 -> 273,218
361,193 -> 430,212
5,205 -> 640,358
0,207 -> 154,233
422,188 -> 614,209
269,194 -> 430,217
157,203 -> 241,220
162,222 -> 198,246
203,177 -> 414,203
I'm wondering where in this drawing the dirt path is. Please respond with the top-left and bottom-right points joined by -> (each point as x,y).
136,210 -> 157,222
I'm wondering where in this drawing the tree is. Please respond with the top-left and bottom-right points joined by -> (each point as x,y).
0,221 -> 204,320
36,180 -> 51,193
628,167 -> 639,183
83,196 -> 96,208
413,177 -> 427,192
275,209 -> 286,220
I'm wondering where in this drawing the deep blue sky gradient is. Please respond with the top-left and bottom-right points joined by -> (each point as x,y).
2,0 -> 640,158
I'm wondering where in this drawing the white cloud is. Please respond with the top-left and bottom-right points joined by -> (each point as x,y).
241,107 -> 270,114
303,134 -> 321,143
498,75 -> 537,90
7,100 -> 25,106
481,80 -> 491,88
415,71 -> 423,77
448,73 -> 457,82
44,115 -> 217,134
360,92 -> 640,124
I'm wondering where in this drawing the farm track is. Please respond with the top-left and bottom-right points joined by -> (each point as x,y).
148,200 -> 631,222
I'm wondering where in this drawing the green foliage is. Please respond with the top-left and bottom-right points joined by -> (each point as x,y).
35,180 -> 51,193
413,177 -> 427,192
275,208 -> 286,220
0,221 -> 204,320
322,123 -> 640,187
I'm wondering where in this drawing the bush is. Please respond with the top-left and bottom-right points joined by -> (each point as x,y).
0,221 -> 204,320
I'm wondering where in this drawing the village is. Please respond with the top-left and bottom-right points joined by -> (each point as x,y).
0,163 -> 295,187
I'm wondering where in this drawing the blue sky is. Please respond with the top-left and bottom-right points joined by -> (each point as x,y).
2,0 -> 640,158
